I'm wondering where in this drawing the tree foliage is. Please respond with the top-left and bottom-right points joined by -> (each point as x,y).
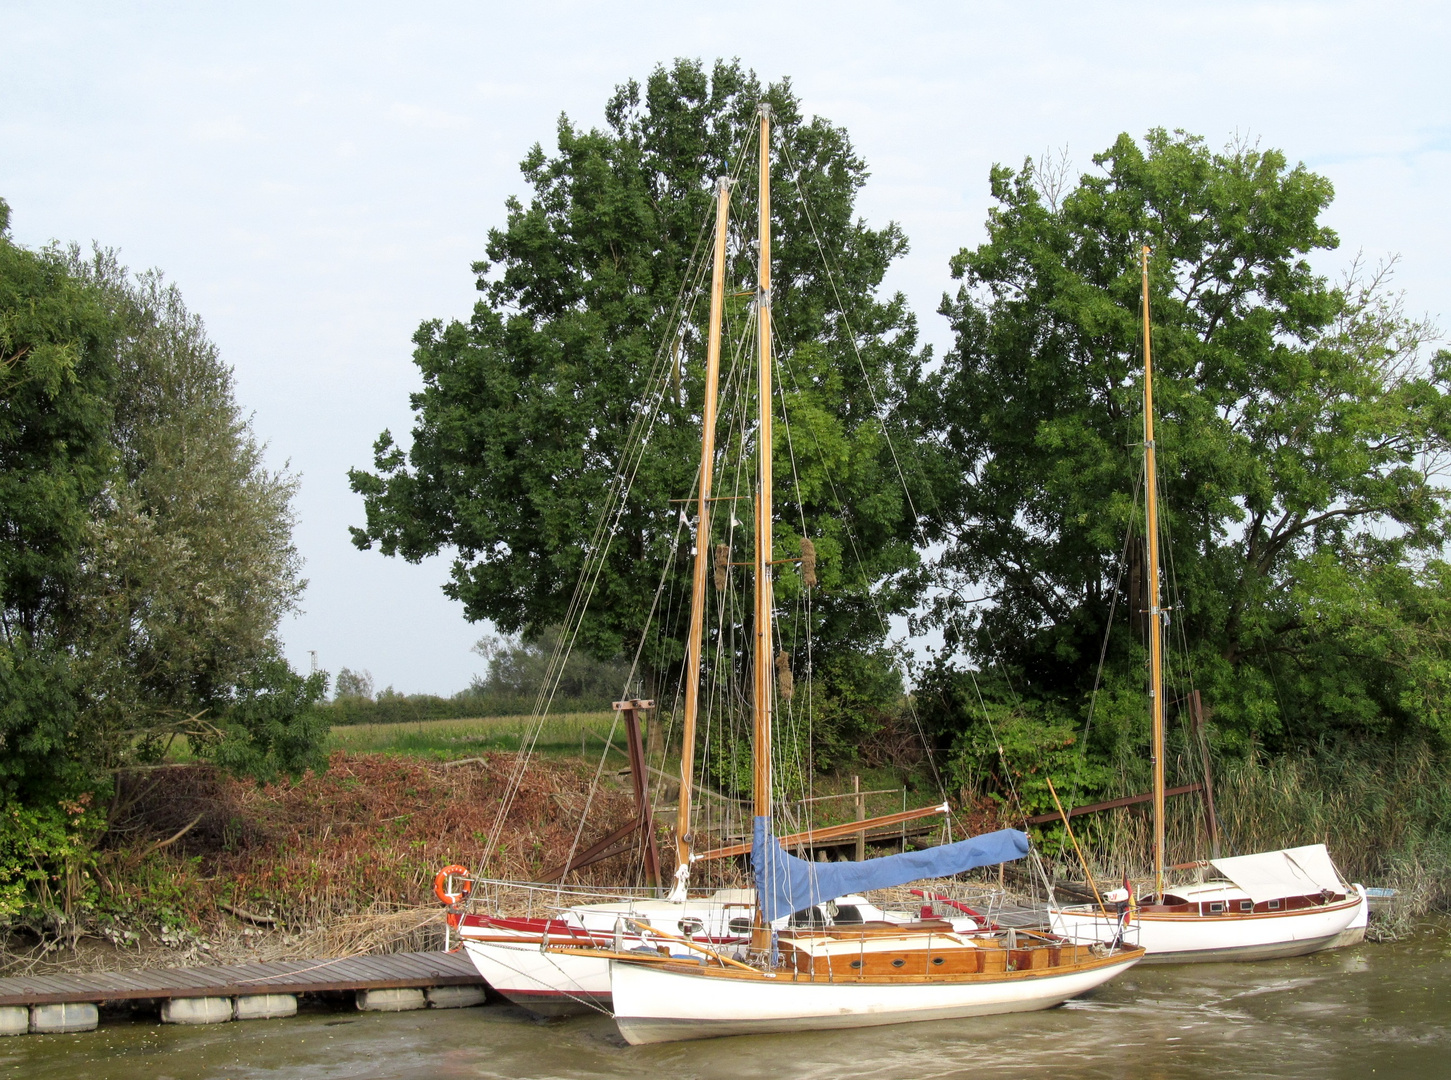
68,252 -> 312,774
0,200 -> 325,805
921,130 -> 1451,785
0,199 -> 120,802
350,60 -> 934,718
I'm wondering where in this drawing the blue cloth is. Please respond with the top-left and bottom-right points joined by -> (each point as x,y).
751,817 -> 1029,923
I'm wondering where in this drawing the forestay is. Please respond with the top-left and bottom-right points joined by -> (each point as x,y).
1208,844 -> 1350,905
752,818 -> 1029,923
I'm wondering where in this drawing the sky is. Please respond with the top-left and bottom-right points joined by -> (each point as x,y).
2,2 -> 1447,695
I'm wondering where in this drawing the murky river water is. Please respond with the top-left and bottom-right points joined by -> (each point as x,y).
4,921 -> 1448,1080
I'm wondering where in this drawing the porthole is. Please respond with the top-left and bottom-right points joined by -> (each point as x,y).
1240,901 -> 1253,912
727,917 -> 752,934
1268,900 -> 1281,911
1209,902 -> 1224,913
849,959 -> 862,969
677,918 -> 704,936
931,956 -> 946,966
890,958 -> 906,968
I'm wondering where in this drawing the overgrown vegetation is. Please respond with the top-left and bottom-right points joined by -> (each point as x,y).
0,751 -> 640,971
0,199 -> 327,929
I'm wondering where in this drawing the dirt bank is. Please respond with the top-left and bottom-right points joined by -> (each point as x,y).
2,751 -> 646,977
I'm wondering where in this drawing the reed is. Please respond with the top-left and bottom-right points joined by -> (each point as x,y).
1038,741 -> 1451,936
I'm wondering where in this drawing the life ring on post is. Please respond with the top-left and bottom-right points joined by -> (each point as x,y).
434,865 -> 472,906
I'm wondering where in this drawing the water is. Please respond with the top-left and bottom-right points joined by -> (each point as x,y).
4,922 -> 1448,1080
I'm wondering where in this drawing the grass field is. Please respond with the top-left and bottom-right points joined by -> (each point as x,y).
326,711 -> 624,760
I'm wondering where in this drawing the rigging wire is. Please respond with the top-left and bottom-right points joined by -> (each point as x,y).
481,125 -> 759,877
775,137 -> 949,800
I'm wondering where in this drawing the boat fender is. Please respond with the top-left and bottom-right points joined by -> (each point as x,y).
433,865 -> 472,906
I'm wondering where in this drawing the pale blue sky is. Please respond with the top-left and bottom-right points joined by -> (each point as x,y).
2,2 -> 1447,693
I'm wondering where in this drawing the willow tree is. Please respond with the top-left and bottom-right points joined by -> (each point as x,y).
70,253 -> 324,782
350,60 -> 937,753
921,130 -> 1451,778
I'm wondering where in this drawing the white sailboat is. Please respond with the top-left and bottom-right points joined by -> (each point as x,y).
606,104 -> 1143,1045
1047,246 -> 1367,962
456,165 -> 962,1017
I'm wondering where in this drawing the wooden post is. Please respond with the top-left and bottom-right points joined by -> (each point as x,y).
854,775 -> 865,862
900,788 -> 907,851
617,699 -> 661,889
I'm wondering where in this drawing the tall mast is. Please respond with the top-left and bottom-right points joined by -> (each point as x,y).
753,104 -> 774,835
1142,244 -> 1166,900
670,176 -> 731,898
750,102 -> 775,952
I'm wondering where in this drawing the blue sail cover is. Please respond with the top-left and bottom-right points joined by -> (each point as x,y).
751,816 -> 1030,923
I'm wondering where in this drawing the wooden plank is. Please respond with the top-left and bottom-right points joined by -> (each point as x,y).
1023,783 -> 1204,825
697,803 -> 950,860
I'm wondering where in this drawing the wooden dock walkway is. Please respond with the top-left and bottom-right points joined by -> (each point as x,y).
0,950 -> 483,1007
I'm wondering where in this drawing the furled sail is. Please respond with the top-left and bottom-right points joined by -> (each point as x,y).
752,817 -> 1029,923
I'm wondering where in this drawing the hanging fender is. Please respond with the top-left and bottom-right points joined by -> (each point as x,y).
434,865 -> 472,906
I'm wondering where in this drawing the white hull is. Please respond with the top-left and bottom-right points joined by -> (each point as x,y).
1326,884 -> 1370,949
456,891 -> 916,1015
609,951 -> 1142,1044
463,939 -> 613,1017
1050,886 -> 1367,963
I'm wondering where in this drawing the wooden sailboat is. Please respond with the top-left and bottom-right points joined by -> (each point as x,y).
606,104 -> 1143,1045
457,167 -> 961,1016
1047,246 -> 1367,962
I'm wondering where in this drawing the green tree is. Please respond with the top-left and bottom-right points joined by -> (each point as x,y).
66,252 -> 313,775
0,198 -> 120,803
349,60 -> 934,729
922,130 -> 1451,775
1,200 -> 324,806
472,627 -> 630,706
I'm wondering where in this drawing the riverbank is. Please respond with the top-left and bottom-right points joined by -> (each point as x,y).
9,728 -> 1443,978
1,750 -> 638,979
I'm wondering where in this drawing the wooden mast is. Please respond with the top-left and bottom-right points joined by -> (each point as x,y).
1141,244 -> 1166,900
752,103 -> 774,952
670,176 -> 732,896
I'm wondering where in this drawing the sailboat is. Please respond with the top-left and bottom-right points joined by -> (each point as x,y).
1047,246 -> 1368,962
604,104 -> 1143,1045
455,166 -> 968,1017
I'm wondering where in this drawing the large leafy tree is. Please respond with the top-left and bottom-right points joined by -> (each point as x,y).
350,60 -> 935,721
69,253 -> 323,780
0,201 -> 325,806
922,130 -> 1451,770
0,199 -> 120,802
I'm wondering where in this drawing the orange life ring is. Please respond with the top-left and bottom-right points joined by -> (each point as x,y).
434,865 -> 472,906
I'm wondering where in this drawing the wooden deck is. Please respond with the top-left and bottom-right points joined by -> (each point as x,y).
0,950 -> 483,1007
